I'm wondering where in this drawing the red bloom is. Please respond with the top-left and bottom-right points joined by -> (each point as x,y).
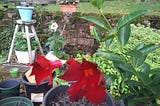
30,53 -> 63,85
58,58 -> 106,104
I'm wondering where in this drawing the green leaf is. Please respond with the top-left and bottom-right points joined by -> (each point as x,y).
126,49 -> 143,57
139,43 -> 160,55
105,35 -> 114,47
137,71 -> 151,86
135,43 -> 145,50
113,61 -> 136,74
117,24 -> 131,46
125,80 -> 142,86
131,43 -> 147,67
131,55 -> 147,67
148,68 -> 160,85
126,43 -> 157,67
96,50 -> 126,63
92,26 -> 101,41
105,74 -> 117,86
140,63 -> 150,74
117,10 -> 148,29
81,16 -> 109,31
91,0 -> 104,10
113,62 -> 133,79
150,68 -> 160,75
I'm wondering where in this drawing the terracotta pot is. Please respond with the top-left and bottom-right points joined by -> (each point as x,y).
60,4 -> 77,13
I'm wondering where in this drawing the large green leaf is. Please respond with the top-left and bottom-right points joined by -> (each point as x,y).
117,10 -> 148,29
126,43 -> 157,67
113,62 -> 133,79
96,50 -> 126,62
113,61 -> 136,74
117,24 -> 131,46
126,49 -> 143,57
81,16 -> 109,31
139,43 -> 160,55
91,0 -> 104,10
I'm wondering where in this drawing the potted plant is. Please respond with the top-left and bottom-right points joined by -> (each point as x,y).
14,32 -> 38,64
81,0 -> 160,105
16,0 -> 34,21
28,53 -> 115,105
21,53 -> 66,105
59,0 -> 79,13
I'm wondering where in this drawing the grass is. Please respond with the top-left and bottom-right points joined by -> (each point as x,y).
0,1 -> 159,16
42,1 -> 160,16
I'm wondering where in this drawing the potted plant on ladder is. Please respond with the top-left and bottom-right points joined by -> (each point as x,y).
16,0 -> 34,21
14,32 -> 38,64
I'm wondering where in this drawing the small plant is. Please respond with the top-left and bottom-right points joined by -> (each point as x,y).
45,21 -> 69,59
14,32 -> 38,51
0,28 -> 13,56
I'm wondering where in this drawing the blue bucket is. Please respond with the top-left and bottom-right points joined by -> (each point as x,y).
16,6 -> 34,21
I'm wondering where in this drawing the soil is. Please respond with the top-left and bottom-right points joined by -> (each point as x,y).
49,93 -> 108,106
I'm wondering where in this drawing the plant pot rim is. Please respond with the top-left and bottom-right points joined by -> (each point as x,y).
0,96 -> 34,106
42,85 -> 115,106
21,71 -> 56,85
21,71 -> 49,85
0,78 -> 20,90
16,6 -> 34,9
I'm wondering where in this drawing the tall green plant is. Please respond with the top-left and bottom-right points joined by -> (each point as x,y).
81,0 -> 160,105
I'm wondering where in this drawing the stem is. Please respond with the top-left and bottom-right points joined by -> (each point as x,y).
99,9 -> 112,30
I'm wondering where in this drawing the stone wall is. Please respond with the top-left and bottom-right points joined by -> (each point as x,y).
0,10 -> 160,56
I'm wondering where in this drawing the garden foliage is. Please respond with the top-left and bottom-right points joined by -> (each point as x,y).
81,0 -> 160,105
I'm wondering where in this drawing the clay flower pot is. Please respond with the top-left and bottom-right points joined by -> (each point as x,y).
60,4 -> 77,13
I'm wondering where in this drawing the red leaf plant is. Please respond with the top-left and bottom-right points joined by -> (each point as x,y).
58,58 -> 106,104
30,53 -> 63,85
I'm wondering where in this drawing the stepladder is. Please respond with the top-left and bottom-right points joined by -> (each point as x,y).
7,20 -> 44,64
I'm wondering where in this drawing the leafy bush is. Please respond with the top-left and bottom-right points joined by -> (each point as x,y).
81,0 -> 160,105
0,28 -> 12,56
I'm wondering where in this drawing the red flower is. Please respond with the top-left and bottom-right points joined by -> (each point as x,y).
58,58 -> 106,104
89,22 -> 94,29
30,53 -> 63,85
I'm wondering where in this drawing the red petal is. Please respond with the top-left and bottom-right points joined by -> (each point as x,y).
30,54 -> 59,85
85,85 -> 106,104
35,53 -> 50,69
50,60 -> 63,69
58,58 -> 83,81
68,78 -> 87,101
82,58 -> 97,70
83,69 -> 106,104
